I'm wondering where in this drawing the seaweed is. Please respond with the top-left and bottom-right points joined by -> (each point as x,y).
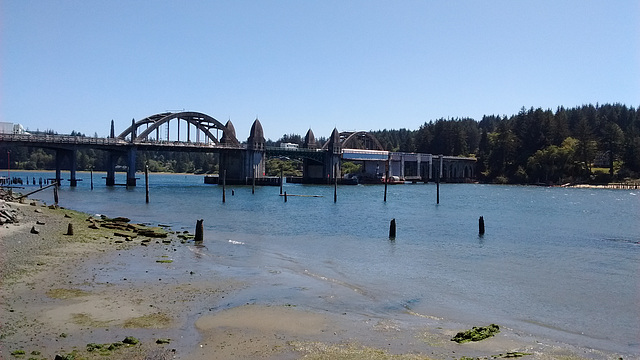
451,324 -> 500,343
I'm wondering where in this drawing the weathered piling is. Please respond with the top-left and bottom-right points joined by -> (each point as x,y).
90,168 -> 94,190
280,168 -> 283,195
66,223 -> 74,236
252,165 -> 256,194
195,219 -> 204,242
436,176 -> 440,205
284,191 -> 288,202
384,167 -> 389,202
389,218 -> 396,239
479,216 -> 485,235
436,155 -> 441,205
145,165 -> 149,203
53,183 -> 59,204
334,164 -> 338,203
222,170 -> 226,203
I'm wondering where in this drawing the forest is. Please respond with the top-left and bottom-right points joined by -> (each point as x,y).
1,103 -> 638,184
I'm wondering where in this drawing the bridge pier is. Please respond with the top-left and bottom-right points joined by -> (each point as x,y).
106,152 -> 116,186
54,149 -> 78,186
127,147 -> 137,186
69,150 -> 78,186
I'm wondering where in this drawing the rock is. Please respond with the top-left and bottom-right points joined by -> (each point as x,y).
34,208 -> 43,213
156,338 -> 171,344
36,221 -> 45,225
30,226 -> 39,234
122,336 -> 140,345
65,223 -> 74,236
451,324 -> 500,343
64,213 -> 72,218
138,228 -> 168,238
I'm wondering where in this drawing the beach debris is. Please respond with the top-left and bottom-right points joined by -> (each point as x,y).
497,352 -> 533,358
0,206 -> 19,224
122,336 -> 140,345
178,233 -> 195,240
54,354 -> 76,360
138,227 -> 168,238
451,323 -> 500,343
10,349 -> 26,356
86,337 -> 139,354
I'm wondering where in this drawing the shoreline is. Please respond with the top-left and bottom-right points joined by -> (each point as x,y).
0,190 -> 629,359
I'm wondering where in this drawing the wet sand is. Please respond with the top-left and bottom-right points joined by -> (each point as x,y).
0,194 -> 623,360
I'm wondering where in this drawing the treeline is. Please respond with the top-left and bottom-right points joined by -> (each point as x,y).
372,103 -> 639,184
2,103 -> 638,184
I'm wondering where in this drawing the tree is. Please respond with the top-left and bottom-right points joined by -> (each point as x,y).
574,114 -> 597,177
602,121 -> 624,178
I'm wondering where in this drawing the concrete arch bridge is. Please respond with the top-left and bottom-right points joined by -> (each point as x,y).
0,111 -> 476,186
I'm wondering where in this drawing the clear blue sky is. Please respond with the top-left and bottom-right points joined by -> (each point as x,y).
2,0 -> 639,141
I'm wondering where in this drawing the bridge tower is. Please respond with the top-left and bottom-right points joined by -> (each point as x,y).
324,128 -> 342,182
245,118 -> 266,179
219,120 -> 244,182
301,129 -> 323,182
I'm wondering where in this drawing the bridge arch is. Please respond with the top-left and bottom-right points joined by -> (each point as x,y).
117,111 -> 240,146
321,131 -> 385,151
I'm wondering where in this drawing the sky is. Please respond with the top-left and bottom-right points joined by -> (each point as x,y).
1,0 -> 639,141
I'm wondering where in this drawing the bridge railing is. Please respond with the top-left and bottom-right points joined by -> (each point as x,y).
265,146 -> 324,152
0,133 -> 247,149
0,133 -> 128,145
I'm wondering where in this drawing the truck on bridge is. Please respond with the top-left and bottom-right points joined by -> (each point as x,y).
0,122 -> 28,135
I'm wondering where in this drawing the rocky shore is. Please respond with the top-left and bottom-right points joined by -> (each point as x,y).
0,189 -> 623,360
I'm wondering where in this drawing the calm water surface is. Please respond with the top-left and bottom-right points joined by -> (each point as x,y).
11,170 -> 640,355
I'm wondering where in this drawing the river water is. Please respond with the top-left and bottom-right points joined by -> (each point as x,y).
9,170 -> 640,356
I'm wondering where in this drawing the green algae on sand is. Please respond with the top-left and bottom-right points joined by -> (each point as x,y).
451,324 -> 500,343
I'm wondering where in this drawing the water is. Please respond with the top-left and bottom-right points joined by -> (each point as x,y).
9,170 -> 640,355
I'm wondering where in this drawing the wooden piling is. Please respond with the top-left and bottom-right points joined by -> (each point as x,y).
195,219 -> 204,242
90,168 -> 94,190
280,168 -> 283,195
53,183 -> 59,204
222,170 -> 226,203
145,165 -> 149,203
284,191 -> 287,202
334,164 -> 338,203
66,223 -> 74,236
389,218 -> 396,239
384,165 -> 389,202
252,165 -> 256,194
479,216 -> 485,235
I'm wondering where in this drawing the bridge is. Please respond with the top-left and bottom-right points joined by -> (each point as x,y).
0,111 -> 476,186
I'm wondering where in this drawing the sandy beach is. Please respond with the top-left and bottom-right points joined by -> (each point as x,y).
0,190 -> 625,360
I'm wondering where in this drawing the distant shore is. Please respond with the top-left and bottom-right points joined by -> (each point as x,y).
0,188 -> 627,360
